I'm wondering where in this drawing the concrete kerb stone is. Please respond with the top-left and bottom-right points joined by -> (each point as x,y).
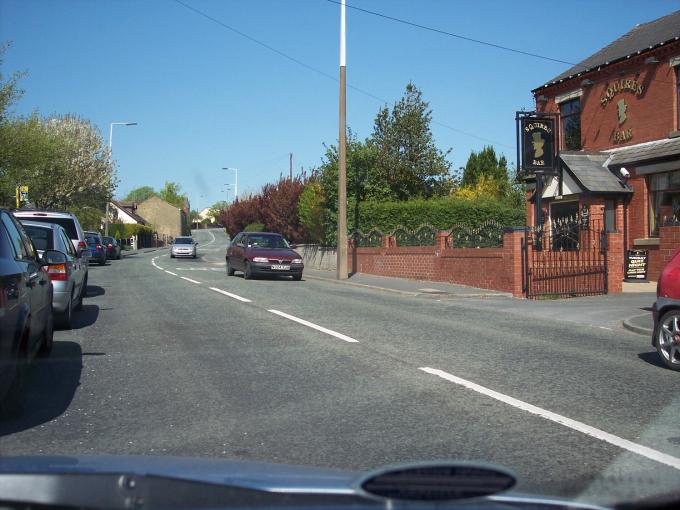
622,313 -> 653,336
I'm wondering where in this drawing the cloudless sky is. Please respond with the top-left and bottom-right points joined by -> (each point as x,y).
1,0 -> 679,210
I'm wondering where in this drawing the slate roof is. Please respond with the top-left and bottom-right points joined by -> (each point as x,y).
561,152 -> 631,193
604,137 -> 680,165
535,10 -> 680,90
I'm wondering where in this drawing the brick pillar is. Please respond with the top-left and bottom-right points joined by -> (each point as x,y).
503,228 -> 526,298
436,232 -> 448,252
606,231 -> 624,294
383,235 -> 396,249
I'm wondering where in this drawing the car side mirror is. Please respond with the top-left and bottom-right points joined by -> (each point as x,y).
289,244 -> 298,249
42,250 -> 67,265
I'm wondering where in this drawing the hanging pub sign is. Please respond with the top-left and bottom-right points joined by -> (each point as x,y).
521,117 -> 556,172
625,249 -> 649,280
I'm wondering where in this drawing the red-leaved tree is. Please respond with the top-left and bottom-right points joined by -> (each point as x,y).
220,196 -> 263,237
260,176 -> 307,243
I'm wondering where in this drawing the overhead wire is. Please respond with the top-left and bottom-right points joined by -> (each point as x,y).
171,0 -> 514,150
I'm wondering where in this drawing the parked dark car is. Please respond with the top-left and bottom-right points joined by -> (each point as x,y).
103,236 -> 121,260
226,232 -> 303,280
21,221 -> 88,329
85,233 -> 107,265
0,209 -> 64,413
652,245 -> 680,371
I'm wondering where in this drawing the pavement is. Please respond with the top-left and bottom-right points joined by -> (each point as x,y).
304,267 -> 656,337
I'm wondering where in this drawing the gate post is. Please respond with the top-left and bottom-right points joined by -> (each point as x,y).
503,227 -> 526,298
606,230 -> 624,294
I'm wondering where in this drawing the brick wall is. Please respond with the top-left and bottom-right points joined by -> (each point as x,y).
348,230 -> 526,296
659,225 -> 680,275
536,41 -> 679,151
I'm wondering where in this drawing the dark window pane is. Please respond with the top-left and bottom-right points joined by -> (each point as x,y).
560,98 -> 581,150
23,225 -> 53,251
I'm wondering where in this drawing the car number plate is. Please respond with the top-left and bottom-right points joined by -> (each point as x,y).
271,264 -> 290,270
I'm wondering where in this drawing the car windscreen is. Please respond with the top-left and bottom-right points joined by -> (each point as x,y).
23,217 -> 78,239
22,225 -> 53,252
248,235 -> 289,249
174,238 -> 193,244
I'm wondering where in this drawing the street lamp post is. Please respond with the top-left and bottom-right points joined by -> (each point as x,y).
336,0 -> 348,280
221,167 -> 238,202
106,121 -> 138,236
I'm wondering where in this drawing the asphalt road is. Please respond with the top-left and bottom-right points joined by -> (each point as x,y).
1,228 -> 679,505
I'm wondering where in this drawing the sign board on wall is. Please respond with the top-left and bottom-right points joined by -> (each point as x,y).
625,249 -> 648,280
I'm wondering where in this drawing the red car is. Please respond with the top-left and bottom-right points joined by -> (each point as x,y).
226,232 -> 303,280
652,246 -> 680,371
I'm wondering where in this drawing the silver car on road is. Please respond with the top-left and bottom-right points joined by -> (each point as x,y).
20,221 -> 88,329
170,236 -> 198,258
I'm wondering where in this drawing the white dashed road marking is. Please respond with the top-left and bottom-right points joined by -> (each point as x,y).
419,367 -> 680,471
209,287 -> 252,303
268,310 -> 359,343
181,277 -> 201,284
165,270 -> 177,276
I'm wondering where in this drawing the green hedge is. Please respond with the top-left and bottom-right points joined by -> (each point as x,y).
107,223 -> 155,239
358,197 -> 525,231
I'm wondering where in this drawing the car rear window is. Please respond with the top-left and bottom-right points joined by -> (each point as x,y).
22,225 -> 53,251
22,217 -> 78,239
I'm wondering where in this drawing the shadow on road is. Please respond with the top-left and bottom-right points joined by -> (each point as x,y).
637,351 -> 666,369
69,304 -> 100,329
0,341 -> 83,436
86,285 -> 106,298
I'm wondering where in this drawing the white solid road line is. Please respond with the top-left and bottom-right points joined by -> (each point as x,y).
165,270 -> 178,276
268,309 -> 359,343
209,287 -> 252,303
181,276 -> 201,284
419,367 -> 680,471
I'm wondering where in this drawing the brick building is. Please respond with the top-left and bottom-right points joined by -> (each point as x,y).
526,10 -> 680,282
136,196 -> 190,238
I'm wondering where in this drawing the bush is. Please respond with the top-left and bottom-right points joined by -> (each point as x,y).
107,223 -> 154,240
244,222 -> 265,232
328,196 -> 525,238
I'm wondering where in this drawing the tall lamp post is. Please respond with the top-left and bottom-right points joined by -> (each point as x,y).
336,0 -> 348,280
106,121 -> 138,236
221,167 -> 238,202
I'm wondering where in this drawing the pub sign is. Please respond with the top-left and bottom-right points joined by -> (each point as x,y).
522,117 -> 555,171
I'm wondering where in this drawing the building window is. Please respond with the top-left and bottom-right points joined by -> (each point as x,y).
560,98 -> 581,150
649,170 -> 680,236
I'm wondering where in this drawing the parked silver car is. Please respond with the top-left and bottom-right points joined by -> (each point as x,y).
20,221 -> 88,329
170,236 -> 198,258
13,209 -> 89,260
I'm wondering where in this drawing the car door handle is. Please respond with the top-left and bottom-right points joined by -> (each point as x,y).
27,272 -> 40,287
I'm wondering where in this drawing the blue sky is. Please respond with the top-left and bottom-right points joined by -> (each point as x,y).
1,0 -> 678,210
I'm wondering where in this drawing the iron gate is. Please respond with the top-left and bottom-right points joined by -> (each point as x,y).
522,216 -> 608,298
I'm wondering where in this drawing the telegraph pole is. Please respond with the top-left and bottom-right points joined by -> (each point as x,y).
336,0 -> 348,280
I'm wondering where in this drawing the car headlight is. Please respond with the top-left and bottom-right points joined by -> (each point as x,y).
291,258 -> 303,264
253,257 -> 269,263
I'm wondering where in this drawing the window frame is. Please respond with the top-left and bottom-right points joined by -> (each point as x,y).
648,170 -> 680,236
560,98 -> 582,151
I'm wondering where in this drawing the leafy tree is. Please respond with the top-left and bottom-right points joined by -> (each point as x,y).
125,186 -> 156,203
259,176 -> 306,243
0,114 -> 116,209
298,180 -> 325,243
459,146 -> 510,192
370,83 -> 453,200
158,181 -> 186,208
0,43 -> 24,124
220,196 -> 263,237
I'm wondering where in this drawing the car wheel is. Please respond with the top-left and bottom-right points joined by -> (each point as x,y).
81,274 -> 89,298
99,257 -> 106,266
58,292 -> 73,330
75,280 -> 84,311
226,257 -> 235,276
171,254 -> 175,258
656,310 -> 680,371
244,261 -> 253,280
292,273 -> 302,281
117,251 -> 122,260
39,306 -> 54,357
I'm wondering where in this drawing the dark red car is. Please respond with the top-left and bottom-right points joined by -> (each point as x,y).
226,232 -> 304,280
652,246 -> 680,371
